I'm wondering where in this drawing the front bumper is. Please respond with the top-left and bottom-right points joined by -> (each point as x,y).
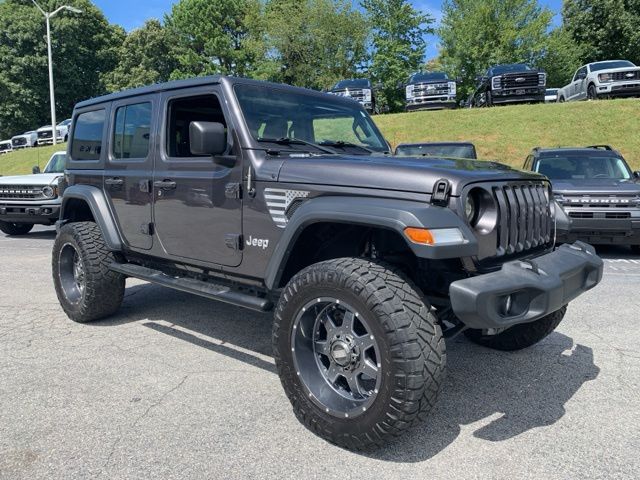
0,203 -> 60,224
597,82 -> 640,97
492,88 -> 545,104
559,210 -> 640,245
449,242 -> 603,329
406,97 -> 456,110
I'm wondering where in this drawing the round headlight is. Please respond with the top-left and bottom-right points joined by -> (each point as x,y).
42,186 -> 55,198
465,195 -> 476,222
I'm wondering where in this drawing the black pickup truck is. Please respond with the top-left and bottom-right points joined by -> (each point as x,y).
472,64 -> 546,106
52,76 -> 602,449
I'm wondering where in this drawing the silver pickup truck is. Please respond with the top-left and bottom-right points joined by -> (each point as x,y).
558,60 -> 640,101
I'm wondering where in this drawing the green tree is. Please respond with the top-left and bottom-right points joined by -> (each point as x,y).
439,0 -> 552,95
538,27 -> 584,88
104,19 -> 178,92
362,0 -> 434,112
164,0 -> 263,79
0,0 -> 123,138
262,0 -> 369,90
563,0 -> 640,66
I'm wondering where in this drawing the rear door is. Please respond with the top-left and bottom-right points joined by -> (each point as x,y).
104,96 -> 156,250
152,87 -> 243,267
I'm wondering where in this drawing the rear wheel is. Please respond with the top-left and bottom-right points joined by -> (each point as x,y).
0,221 -> 33,236
52,222 -> 125,323
273,258 -> 446,450
465,306 -> 567,351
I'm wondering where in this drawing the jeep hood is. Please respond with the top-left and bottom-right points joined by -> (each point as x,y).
0,173 -> 62,186
551,178 -> 640,195
277,155 -> 546,196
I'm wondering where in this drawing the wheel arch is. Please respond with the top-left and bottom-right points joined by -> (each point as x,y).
59,185 -> 123,251
264,196 -> 477,290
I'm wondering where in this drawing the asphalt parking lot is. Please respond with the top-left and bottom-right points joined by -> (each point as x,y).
1,226 -> 639,479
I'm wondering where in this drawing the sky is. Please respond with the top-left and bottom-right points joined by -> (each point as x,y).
94,0 -> 564,60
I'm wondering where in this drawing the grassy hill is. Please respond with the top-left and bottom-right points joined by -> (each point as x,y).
0,143 -> 66,176
1,98 -> 638,176
376,98 -> 640,169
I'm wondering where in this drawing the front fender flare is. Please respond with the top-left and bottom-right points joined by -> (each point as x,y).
264,196 -> 478,290
58,185 -> 122,251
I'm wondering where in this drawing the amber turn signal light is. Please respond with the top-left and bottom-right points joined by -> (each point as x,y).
404,227 -> 435,245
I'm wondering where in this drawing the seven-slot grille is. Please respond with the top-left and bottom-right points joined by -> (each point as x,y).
501,73 -> 540,89
612,71 -> 640,81
492,182 -> 553,256
0,185 -> 47,201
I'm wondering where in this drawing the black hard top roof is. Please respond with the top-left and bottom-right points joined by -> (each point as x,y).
396,141 -> 475,147
75,75 -> 342,109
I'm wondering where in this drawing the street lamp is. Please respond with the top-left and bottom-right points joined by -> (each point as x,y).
32,1 -> 82,145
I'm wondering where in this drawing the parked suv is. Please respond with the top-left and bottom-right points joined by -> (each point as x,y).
472,64 -> 546,106
395,142 -> 477,159
0,151 -> 66,235
328,79 -> 375,113
404,72 -> 457,110
53,76 -> 602,449
525,146 -> 640,252
557,60 -> 640,102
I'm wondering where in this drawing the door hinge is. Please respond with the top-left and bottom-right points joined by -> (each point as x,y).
141,222 -> 154,235
225,233 -> 242,251
225,182 -> 242,199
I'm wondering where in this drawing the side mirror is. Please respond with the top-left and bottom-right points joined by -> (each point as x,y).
32,166 -> 41,174
456,77 -> 462,84
189,121 -> 227,156
396,81 -> 405,89
633,171 -> 640,179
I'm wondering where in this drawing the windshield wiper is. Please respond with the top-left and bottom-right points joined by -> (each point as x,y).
258,137 -> 335,155
318,140 -> 381,154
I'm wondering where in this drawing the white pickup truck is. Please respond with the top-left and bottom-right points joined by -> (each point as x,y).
558,60 -> 640,102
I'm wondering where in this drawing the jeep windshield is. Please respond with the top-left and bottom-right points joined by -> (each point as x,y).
490,64 -> 531,75
234,84 -> 389,155
536,154 -> 632,180
396,143 -> 477,159
44,152 -> 67,173
590,60 -> 636,72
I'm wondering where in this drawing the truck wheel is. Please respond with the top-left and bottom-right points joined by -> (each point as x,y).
273,258 -> 446,449
0,221 -> 33,236
52,222 -> 125,323
485,91 -> 493,107
587,85 -> 598,100
465,306 -> 567,351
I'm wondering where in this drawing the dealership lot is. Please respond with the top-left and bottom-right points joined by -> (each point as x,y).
1,226 -> 638,480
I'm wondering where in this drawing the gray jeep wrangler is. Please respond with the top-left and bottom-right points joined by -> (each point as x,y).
52,76 -> 603,449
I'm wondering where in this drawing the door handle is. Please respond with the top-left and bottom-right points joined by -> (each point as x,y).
105,177 -> 124,187
153,179 -> 177,190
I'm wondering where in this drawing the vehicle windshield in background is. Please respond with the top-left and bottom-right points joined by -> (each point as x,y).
396,144 -> 477,159
332,79 -> 371,89
590,61 -> 636,72
234,84 -> 389,154
44,153 -> 67,173
491,64 -> 531,75
536,155 -> 632,180
410,72 -> 448,83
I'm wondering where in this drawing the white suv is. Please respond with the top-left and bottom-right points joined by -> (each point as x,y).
558,60 -> 640,102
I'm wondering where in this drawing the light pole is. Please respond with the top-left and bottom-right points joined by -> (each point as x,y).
32,1 -> 82,145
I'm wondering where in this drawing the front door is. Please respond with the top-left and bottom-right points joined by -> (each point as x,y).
104,96 -> 155,250
152,88 -> 243,267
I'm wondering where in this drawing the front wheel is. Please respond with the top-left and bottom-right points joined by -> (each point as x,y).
465,306 -> 567,351
273,258 -> 446,450
52,222 -> 125,323
587,84 -> 598,100
0,221 -> 33,236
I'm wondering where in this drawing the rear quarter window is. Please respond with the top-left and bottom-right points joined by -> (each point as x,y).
71,109 -> 106,160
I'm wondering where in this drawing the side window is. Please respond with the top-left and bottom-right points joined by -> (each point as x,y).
113,102 -> 152,159
166,94 -> 227,158
71,109 -> 105,160
574,67 -> 587,81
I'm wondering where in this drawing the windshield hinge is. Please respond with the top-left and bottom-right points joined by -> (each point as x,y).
431,179 -> 451,206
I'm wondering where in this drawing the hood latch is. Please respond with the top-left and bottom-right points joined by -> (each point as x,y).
431,179 -> 451,206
